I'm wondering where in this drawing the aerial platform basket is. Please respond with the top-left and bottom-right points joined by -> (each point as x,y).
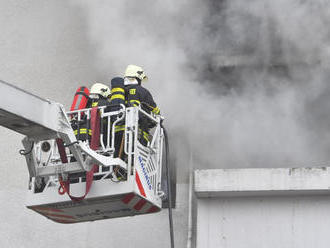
0,80 -> 166,223
27,168 -> 161,223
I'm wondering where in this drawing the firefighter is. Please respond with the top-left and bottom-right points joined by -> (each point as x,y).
109,77 -> 126,110
109,77 -> 126,158
88,83 -> 112,147
124,64 -> 160,146
88,83 -> 111,108
70,86 -> 90,141
72,83 -> 110,142
108,77 -> 127,180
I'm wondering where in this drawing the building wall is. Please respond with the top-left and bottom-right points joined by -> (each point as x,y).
197,196 -> 330,248
194,168 -> 330,248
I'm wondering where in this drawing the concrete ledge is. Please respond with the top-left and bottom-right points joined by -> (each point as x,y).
194,167 -> 330,198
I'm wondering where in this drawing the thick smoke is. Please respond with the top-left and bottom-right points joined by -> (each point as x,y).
71,0 -> 330,180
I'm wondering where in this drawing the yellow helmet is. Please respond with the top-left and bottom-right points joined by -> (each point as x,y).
90,83 -> 111,98
124,64 -> 148,82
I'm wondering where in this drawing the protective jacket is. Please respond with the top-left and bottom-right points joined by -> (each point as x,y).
125,84 -> 160,115
109,77 -> 126,134
125,84 -> 160,145
87,97 -> 110,108
109,77 -> 126,108
109,77 -> 126,158
72,96 -> 110,141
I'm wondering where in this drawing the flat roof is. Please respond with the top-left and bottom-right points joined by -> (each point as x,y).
194,167 -> 330,198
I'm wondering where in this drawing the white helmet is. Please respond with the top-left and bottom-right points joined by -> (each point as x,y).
124,64 -> 148,82
90,83 -> 111,98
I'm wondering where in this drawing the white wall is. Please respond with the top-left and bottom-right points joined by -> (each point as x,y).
194,168 -> 330,248
197,196 -> 330,248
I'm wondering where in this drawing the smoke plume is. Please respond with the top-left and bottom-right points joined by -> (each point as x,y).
70,0 -> 330,180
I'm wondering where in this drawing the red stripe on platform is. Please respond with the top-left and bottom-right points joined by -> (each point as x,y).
134,199 -> 147,211
53,219 -> 77,224
32,207 -> 63,213
135,171 -> 146,197
147,206 -> 160,213
121,193 -> 135,204
45,213 -> 76,219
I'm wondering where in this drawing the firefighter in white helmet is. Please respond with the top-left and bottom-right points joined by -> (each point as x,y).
70,83 -> 110,144
124,65 -> 160,113
88,83 -> 111,107
86,83 -> 111,143
123,64 -> 160,146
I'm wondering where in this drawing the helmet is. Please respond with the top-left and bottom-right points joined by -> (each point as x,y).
90,83 -> 111,98
124,65 -> 148,82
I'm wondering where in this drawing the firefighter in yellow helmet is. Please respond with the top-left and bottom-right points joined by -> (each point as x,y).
124,65 -> 160,146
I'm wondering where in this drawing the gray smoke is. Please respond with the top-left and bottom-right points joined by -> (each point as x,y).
70,0 -> 330,180
0,1 -> 328,246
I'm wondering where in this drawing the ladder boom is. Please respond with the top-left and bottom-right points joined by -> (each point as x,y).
0,80 -> 63,140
